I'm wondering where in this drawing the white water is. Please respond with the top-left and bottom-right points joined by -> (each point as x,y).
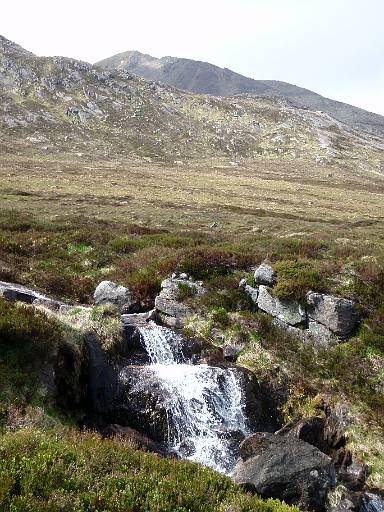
138,325 -> 250,473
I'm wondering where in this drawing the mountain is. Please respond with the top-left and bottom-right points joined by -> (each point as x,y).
0,35 -> 383,173
96,50 -> 384,138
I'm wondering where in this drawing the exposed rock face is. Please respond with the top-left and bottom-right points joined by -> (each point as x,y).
254,263 -> 277,286
257,285 -> 306,326
94,281 -> 140,314
306,292 -> 359,339
233,432 -> 336,511
155,273 -> 206,328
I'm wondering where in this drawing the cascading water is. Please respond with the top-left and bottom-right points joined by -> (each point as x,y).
138,325 -> 250,474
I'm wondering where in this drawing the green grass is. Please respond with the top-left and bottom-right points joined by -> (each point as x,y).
0,428 -> 298,512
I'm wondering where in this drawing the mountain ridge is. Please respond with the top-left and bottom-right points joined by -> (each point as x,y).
96,50 -> 384,138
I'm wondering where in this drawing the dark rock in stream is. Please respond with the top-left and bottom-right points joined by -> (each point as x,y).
234,432 -> 336,511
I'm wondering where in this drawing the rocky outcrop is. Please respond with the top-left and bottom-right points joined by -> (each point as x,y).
233,432 -> 336,511
254,263 -> 277,286
240,265 -> 360,345
306,292 -> 359,339
155,273 -> 206,328
94,281 -> 140,314
257,285 -> 306,326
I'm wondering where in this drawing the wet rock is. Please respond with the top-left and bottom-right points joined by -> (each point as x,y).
83,332 -> 119,423
94,280 -> 140,314
361,492 -> 384,512
257,285 -> 306,326
306,292 -> 359,339
254,263 -> 277,286
116,365 -> 174,442
234,432 -> 336,511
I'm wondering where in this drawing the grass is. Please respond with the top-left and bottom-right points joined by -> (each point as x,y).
0,428 -> 299,512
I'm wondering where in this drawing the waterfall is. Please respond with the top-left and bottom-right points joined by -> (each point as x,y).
138,325 -> 250,474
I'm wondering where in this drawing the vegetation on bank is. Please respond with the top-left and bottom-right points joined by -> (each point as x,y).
0,428 -> 299,512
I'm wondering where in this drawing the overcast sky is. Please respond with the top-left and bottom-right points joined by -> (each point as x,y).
2,0 -> 383,115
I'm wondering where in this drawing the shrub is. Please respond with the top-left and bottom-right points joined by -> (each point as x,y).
273,259 -> 324,300
0,429 -> 299,512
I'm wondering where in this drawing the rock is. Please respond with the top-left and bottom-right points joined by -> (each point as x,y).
361,492 -> 384,512
32,297 -> 64,311
223,343 -> 244,362
121,309 -> 158,326
306,320 -> 338,345
336,454 -> 369,491
306,292 -> 359,339
0,280 -> 49,304
234,432 -> 336,511
324,402 -> 352,450
94,281 -> 140,314
116,365 -> 177,442
254,263 -> 277,286
239,279 -> 259,304
154,274 -> 206,327
101,424 -> 166,455
279,416 -> 328,453
83,332 -> 119,423
257,285 -> 306,326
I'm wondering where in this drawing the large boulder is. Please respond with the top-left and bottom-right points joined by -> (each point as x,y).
155,273 -> 206,328
254,263 -> 277,286
233,432 -> 336,511
257,285 -> 306,326
306,292 -> 359,339
94,281 -> 140,314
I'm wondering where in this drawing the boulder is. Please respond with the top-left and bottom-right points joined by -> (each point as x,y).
233,432 -> 336,511
306,292 -> 359,339
94,281 -> 140,314
254,263 -> 277,286
155,274 -> 206,327
257,285 -> 306,326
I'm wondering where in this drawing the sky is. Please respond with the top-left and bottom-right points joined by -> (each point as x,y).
1,0 -> 383,115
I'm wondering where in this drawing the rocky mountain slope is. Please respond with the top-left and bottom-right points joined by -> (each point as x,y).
0,35 -> 383,174
96,50 -> 384,138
